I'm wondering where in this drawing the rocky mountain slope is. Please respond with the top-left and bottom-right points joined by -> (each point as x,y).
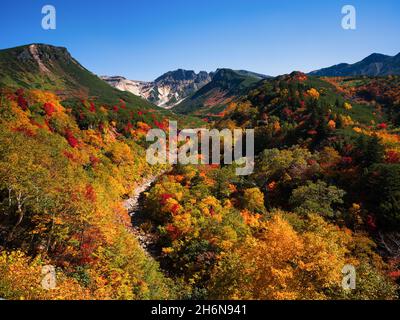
102,69 -> 212,108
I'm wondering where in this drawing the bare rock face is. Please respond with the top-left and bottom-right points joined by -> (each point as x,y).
101,69 -> 212,108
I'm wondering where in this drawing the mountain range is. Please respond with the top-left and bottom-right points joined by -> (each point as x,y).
101,69 -> 212,109
171,68 -> 266,115
102,69 -> 269,109
1,44 -> 399,118
102,51 -> 400,115
309,52 -> 400,77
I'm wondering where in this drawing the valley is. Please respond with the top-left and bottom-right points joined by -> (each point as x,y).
0,43 -> 400,300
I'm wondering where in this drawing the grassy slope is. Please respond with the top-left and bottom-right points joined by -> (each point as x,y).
0,44 -> 154,107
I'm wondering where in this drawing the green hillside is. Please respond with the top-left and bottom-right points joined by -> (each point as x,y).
0,44 -> 203,128
0,44 -> 156,107
172,68 -> 262,116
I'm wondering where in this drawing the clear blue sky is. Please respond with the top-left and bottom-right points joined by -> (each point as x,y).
1,0 -> 399,81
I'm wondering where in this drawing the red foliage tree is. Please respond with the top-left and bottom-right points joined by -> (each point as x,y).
63,151 -> 75,161
13,126 -> 35,137
120,99 -> 126,109
90,155 -> 100,167
89,102 -> 96,113
385,150 -> 400,164
16,89 -> 28,111
43,102 -> 56,117
85,184 -> 97,203
160,193 -> 173,205
165,224 -> 180,240
65,129 -> 79,148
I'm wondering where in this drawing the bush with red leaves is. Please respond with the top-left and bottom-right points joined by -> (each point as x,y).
124,122 -> 133,133
120,99 -> 126,109
341,156 -> 353,165
63,151 -> 75,161
160,193 -> 173,205
85,184 -> 97,203
89,155 -> 101,167
89,102 -> 96,113
389,270 -> 400,280
385,150 -> 400,164
366,215 -> 377,231
65,129 -> 78,148
165,224 -> 180,240
154,120 -> 167,130
43,102 -> 56,117
13,126 -> 35,137
171,203 -> 180,215
16,89 -> 28,111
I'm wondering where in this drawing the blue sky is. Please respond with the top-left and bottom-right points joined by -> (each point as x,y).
1,0 -> 399,80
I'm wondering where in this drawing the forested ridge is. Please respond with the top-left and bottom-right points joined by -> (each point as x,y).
137,73 -> 400,299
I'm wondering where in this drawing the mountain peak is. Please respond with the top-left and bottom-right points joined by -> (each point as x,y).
16,43 -> 74,69
213,68 -> 237,77
213,68 -> 270,81
360,53 -> 390,64
0,44 -> 158,109
155,69 -> 199,82
22,43 -> 71,57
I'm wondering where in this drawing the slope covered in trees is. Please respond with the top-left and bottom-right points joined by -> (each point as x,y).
1,44 -> 400,300
0,88 -> 179,299
132,72 -> 400,299
0,44 -> 202,299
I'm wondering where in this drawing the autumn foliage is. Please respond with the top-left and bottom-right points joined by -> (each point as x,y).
1,73 -> 400,300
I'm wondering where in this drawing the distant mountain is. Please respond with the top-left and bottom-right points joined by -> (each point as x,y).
232,70 -> 270,80
102,69 -> 212,109
0,44 -> 156,109
310,52 -> 400,76
171,68 -> 263,116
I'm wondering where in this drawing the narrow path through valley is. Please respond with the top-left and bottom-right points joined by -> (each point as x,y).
123,173 -> 164,257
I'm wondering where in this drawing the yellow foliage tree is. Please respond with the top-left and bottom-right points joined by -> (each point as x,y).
307,88 -> 320,100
